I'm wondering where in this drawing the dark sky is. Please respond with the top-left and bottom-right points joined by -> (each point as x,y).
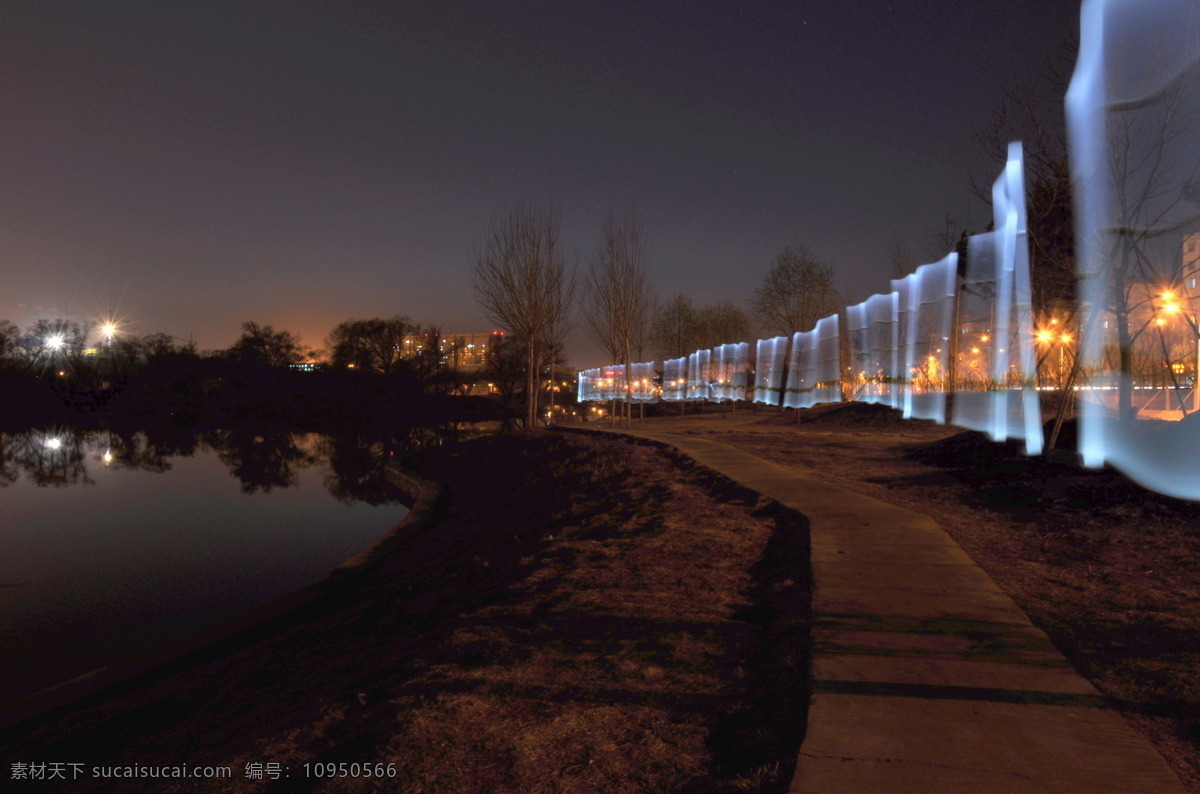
1,0 -> 1081,367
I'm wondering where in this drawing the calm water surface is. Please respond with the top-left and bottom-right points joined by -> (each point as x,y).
0,427 -> 409,704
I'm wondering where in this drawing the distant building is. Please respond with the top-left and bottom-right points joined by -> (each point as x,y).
400,331 -> 505,373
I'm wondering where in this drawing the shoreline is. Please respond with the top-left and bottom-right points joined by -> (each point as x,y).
0,463 -> 437,734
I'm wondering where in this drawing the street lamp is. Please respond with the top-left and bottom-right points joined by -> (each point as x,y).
1156,290 -> 1200,413
1035,329 -> 1070,389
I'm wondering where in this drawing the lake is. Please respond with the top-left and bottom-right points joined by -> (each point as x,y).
0,425 -> 409,706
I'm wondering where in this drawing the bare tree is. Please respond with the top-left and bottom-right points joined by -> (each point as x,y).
22,318 -> 90,370
583,206 -> 654,426
889,234 -> 918,280
975,53 -> 1077,324
696,301 -> 751,351
750,245 -> 839,337
652,294 -> 699,360
326,316 -> 416,374
472,199 -> 575,429
1090,57 -> 1200,420
928,212 -> 973,262
540,258 -> 578,417
226,321 -> 311,368
0,319 -> 20,359
971,53 -> 1080,444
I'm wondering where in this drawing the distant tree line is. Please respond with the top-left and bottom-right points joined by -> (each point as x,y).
471,198 -> 846,427
0,316 -> 509,433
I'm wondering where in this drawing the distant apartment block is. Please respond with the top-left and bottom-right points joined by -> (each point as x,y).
401,331 -> 505,373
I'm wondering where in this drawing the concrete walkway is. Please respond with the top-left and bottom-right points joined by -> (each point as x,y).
589,422 -> 1186,793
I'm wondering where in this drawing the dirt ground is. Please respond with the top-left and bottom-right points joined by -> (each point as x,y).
4,406 -> 1197,791
624,402 -> 1200,791
0,431 -> 811,793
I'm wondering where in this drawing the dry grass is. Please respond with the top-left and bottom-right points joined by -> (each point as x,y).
641,403 -> 1200,791
0,431 -> 811,793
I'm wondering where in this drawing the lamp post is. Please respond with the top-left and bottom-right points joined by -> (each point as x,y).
1059,333 -> 1072,391
1156,291 -> 1199,415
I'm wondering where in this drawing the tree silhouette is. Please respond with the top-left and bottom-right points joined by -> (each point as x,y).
472,199 -> 575,429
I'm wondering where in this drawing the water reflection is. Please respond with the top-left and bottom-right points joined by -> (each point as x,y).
0,424 -> 421,504
0,422 -> 420,705
207,424 -> 314,494
0,428 -> 92,487
318,431 -> 401,506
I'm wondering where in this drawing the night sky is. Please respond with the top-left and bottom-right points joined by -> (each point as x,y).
1,1 -> 1081,367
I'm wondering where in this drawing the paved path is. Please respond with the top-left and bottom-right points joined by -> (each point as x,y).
588,421 -> 1186,793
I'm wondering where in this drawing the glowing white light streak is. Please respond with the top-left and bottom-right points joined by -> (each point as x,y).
688,348 -> 711,401
893,254 -> 957,422
711,342 -> 751,402
662,357 -> 688,401
754,336 -> 789,405
785,313 -> 840,409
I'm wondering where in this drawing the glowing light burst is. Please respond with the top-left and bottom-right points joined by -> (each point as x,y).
1067,0 -> 1200,497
